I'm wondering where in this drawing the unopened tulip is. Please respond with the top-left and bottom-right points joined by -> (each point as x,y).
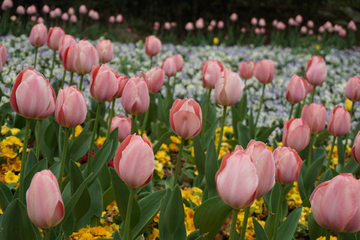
273,146 -> 302,185
68,7 -> 75,15
300,26 -> 307,34
276,21 -> 286,30
286,74 -> 308,104
55,86 -> 87,128
122,76 -> 149,116
47,27 -> 65,51
310,173 -> 360,233
26,170 -> 64,229
113,74 -> 129,98
309,29 -> 314,35
153,22 -> 160,30
260,28 -> 266,34
230,13 -> 238,22
54,8 -> 62,17
114,134 -> 154,188
29,23 -> 48,47
90,64 -> 119,102
88,9 -> 94,18
73,40 -> 99,75
216,148 -> 258,209
208,25 -> 214,31
345,76 -> 360,102
10,15 -> 16,22
145,35 -> 162,57
49,11 -> 56,19
288,18 -> 297,26
319,26 -> 325,33
62,45 -> 76,72
164,22 -> 171,30
10,68 -> 55,120
215,69 -> 244,107
217,21 -> 224,29
0,43 -> 7,72
210,20 -> 216,27
30,16 -> 37,22
251,17 -> 258,26
259,18 -> 266,27
1,0 -> 12,10
301,103 -> 326,134
254,28 -> 260,34
116,14 -> 123,23
109,16 -> 115,23
111,115 -> 131,142
70,15 -> 77,23
170,99 -> 202,138
61,13 -> 69,21
79,5 -> 87,14
96,39 -> 114,63
202,60 -> 223,89
171,22 -> 177,27
16,5 -> 25,15
324,21 -> 332,30
37,17 -> 43,24
327,106 -> 351,137
352,132 -> 360,164
305,56 -> 327,86
307,20 -> 314,28
172,54 -> 184,72
58,35 -> 77,61
92,11 -> 99,20
339,28 -> 347,37
253,59 -> 275,84
27,5 -> 36,15
282,118 -> 310,152
295,15 -> 303,24
185,22 -> 194,31
272,19 -> 278,27
161,57 -> 176,77
238,61 -> 255,80
347,20 -> 357,31
241,27 -> 246,33
141,67 -> 165,94
195,18 -> 204,29
42,4 -> 49,13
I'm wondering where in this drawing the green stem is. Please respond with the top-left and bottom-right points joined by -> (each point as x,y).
201,89 -> 211,139
150,56 -> 153,69
18,118 -> 31,203
69,72 -> 74,86
79,74 -> 84,91
255,84 -> 266,129
140,101 -> 150,136
337,232 -> 344,240
166,76 -> 171,103
49,50 -> 56,80
273,184 -> 285,240
288,104 -> 294,120
344,103 -> 354,152
131,115 -> 137,134
326,229 -> 331,240
44,228 -> 52,240
123,187 -> 135,240
240,207 -> 250,240
86,101 -> 102,176
36,120 -> 43,159
57,127 -> 70,192
61,69 -> 66,89
34,47 -> 38,69
307,134 -> 314,168
310,86 -> 316,103
229,208 -> 240,240
327,137 -> 336,169
216,106 -> 227,159
106,99 -> 116,139
172,137 -> 185,188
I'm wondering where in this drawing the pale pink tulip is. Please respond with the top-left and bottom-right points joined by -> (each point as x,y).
319,26 -> 325,33
58,35 -> 77,61
324,21 -> 332,30
109,16 -> 115,23
26,5 -> 36,15
0,43 -> 7,72
30,16 -> 37,22
276,21 -> 286,30
49,11 -> 56,19
29,23 -> 48,47
116,14 -> 123,23
230,13 -> 238,22
217,21 -> 224,29
47,27 -> 65,51
251,17 -> 258,26
202,60 -> 224,89
73,40 -> 99,75
61,13 -> 69,21
215,68 -> 244,107
339,28 -> 347,37
273,146 -> 302,185
1,0 -> 12,10
16,5 -> 25,15
300,26 -> 307,34
272,19 -> 278,27
345,76 -> 360,102
90,64 -> 119,102
185,22 -> 194,31
96,39 -> 114,63
307,20 -> 314,28
259,18 -> 266,27
309,29 -> 314,35
295,15 -> 303,24
172,54 -> 184,72
301,103 -> 327,134
111,115 -> 131,142
70,15 -> 77,23
254,28 -> 260,34
122,76 -> 149,116
164,22 -> 171,30
286,74 -> 308,104
161,57 -> 177,77
145,35 -> 162,57
113,74 -> 129,98
288,18 -> 297,26
352,132 -> 360,164
195,18 -> 204,29
62,45 -> 76,73
54,8 -> 62,17
210,20 -> 217,27
305,56 -> 327,86
253,59 -> 275,84
347,20 -> 357,31
141,67 -> 165,94
79,5 -> 87,14
238,61 -> 255,80
327,106 -> 351,137
282,118 -> 310,152
42,4 -> 50,13
68,7 -> 75,15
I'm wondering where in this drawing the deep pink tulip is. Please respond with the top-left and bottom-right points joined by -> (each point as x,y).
141,67 -> 165,94
113,74 -> 129,98
0,43 -> 7,72
352,132 -> 360,164
230,13 -> 238,22
68,7 -> 75,15
29,23 -> 48,48
26,170 -> 64,229
215,148 -> 258,209
73,40 -> 99,75
111,115 -> 131,142
96,39 -> 114,63
273,146 -> 302,185
90,64 -> 119,102
62,45 -> 76,73
310,173 -> 360,233
55,86 -> 87,128
114,134 -> 154,188
305,56 -> 327,86
47,27 -> 65,51
122,76 -> 149,116
58,35 -> 77,61
42,4 -> 50,13
161,57 -> 177,77
301,103 -> 327,134
16,5 -> 25,15
327,106 -> 351,137
253,59 -> 275,84
202,60 -> 224,89
10,68 -> 55,120
215,68 -> 244,107
172,54 -> 184,72
344,76 -> 360,102
79,5 -> 87,14
170,98 -> 202,138
238,61 -> 255,80
282,118 -> 310,152
145,35 -> 162,57
286,74 -> 308,104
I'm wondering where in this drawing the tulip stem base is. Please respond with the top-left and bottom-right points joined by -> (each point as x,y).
123,187 -> 135,240
79,74 -> 84,92
216,106 -> 227,159
337,232 -> 344,240
273,184 -> 286,240
229,208 -> 240,240
326,229 -> 331,240
106,99 -> 116,139
58,127 -> 70,192
240,207 -> 250,240
36,120 -> 43,160
201,89 -> 212,139
61,69 -> 66,89
34,47 -> 38,69
288,104 -> 294,120
307,134 -> 314,168
69,72 -> 74,86
173,137 -> 185,188
49,50 -> 56,81
310,86 -> 316,104
44,228 -> 52,240
327,137 -> 336,169
18,118 -> 31,203
255,84 -> 266,129
131,115 -> 137,135
87,101 -> 102,176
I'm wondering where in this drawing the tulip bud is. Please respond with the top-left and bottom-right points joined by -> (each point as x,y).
26,170 -> 64,229
238,61 -> 255,80
145,35 -> 162,57
217,21 -> 224,29
251,17 -> 258,26
161,57 -> 177,77
185,22 -> 194,31
202,60 -> 224,89
113,74 -> 129,98
96,39 -> 114,63
215,69 -> 244,107
54,8 -> 62,17
210,20 -> 217,27
286,74 -> 308,104
288,18 -> 297,26
122,76 -> 149,116
62,45 -> 76,73
272,19 -> 278,27
273,146 -> 302,185
1,0 -> 12,10
111,115 -> 131,142
55,86 -> 87,128
68,7 -> 75,15
319,26 -> 325,33
26,5 -> 36,15
344,76 -> 360,102
305,56 -> 327,86
253,59 -> 275,84
30,16 -> 37,22
230,13 -> 238,22
116,14 -> 123,23
0,43 -> 7,72
295,15 -> 303,24
300,26 -> 307,34
58,35 -> 77,61
195,18 -> 204,29
309,29 -> 314,35
90,64 -> 119,102
307,20 -> 314,28
61,13 -> 69,21
42,4 -> 50,13
79,5 -> 87,14
347,20 -> 357,31
170,99 -> 202,138
259,18 -> 266,27
73,40 -> 99,75
172,54 -> 184,72
254,28 -> 260,34
29,23 -> 48,48
164,22 -> 171,30
16,5 -> 25,15
114,134 -> 154,188
141,67 -> 165,94
282,118 -> 310,152
301,103 -> 326,134
109,16 -> 115,23
47,27 -> 65,51
352,132 -> 360,165
327,106 -> 351,137
70,14 -> 77,23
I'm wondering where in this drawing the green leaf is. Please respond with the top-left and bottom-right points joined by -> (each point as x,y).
314,130 -> 329,146
87,140 -> 113,183
24,149 -> 38,176
193,135 -> 205,177
274,206 -> 302,240
237,122 -> 250,148
113,230 -> 122,240
0,181 -> 12,212
102,186 -> 115,210
249,108 -> 255,139
68,122 -> 92,161
253,217 -> 269,240
156,93 -> 167,124
202,119 -> 218,151
43,119 -> 58,150
293,102 -> 302,119
317,168 -> 334,185
153,131 -> 175,154
256,125 -> 277,142
0,102 -> 12,115
97,163 -> 111,192
345,157 -> 360,174
205,139 -> 218,199
163,186 -> 185,237
231,105 -> 240,141
193,196 -> 233,240
102,127 -> 119,160
308,212 -> 326,240
337,136 -> 345,168
238,93 -> 248,122
303,154 -> 326,195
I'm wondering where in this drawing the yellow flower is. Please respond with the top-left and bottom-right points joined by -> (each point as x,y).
155,150 -> 171,165
148,228 -> 159,240
1,126 -> 10,135
0,147 -> 17,159
315,44 -> 321,51
213,37 -> 219,45
10,128 -> 20,135
316,237 -> 337,240
78,232 -> 93,240
154,160 -> 165,179
345,99 -> 353,112
170,136 -> 181,144
69,125 -> 84,140
286,182 -> 303,209
160,144 -> 169,152
5,171 -> 19,183
169,143 -> 179,152
95,136 -> 106,146
299,207 -> 312,226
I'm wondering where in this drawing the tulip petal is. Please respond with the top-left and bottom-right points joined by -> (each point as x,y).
173,111 -> 201,138
62,91 -> 87,128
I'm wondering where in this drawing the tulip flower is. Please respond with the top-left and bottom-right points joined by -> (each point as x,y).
145,35 -> 162,59
114,74 -> 129,98
305,56 -> 327,103
251,17 -> 258,26
230,13 -> 238,22
141,67 -> 165,94
352,132 -> 360,165
301,103 -> 326,134
62,45 -> 76,76
116,14 -> 123,23
0,43 -> 7,72
111,115 -> 131,142
195,18 -> 204,29
79,5 -> 87,14
70,14 -> 77,23
96,39 -> 114,63
344,76 -> 360,103
202,60 -> 224,89
185,22 -> 194,31
61,13 -> 69,21
328,106 -> 351,137
1,0 -> 12,10
274,146 -> 302,185
286,74 -> 308,118
259,18 -> 266,27
58,35 -> 76,61
172,54 -> 184,72
162,57 -> 176,77
29,23 -> 47,68
282,118 -> 310,152
47,27 -> 65,81
90,64 -> 119,102
217,21 -> 224,29
16,5 -> 25,15
122,76 -> 150,117
238,61 -> 255,80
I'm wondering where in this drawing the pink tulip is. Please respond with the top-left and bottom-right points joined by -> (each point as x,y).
26,5 -> 36,15
288,18 -> 297,26
327,106 -> 351,137
260,28 -> 266,34
49,11 -> 56,19
185,22 -> 194,31
310,173 -> 360,233
62,45 -> 76,72
47,27 -> 65,51
58,35 -> 77,61
153,22 -> 160,31
272,19 -> 278,27
339,28 -> 347,37
141,67 -> 165,94
208,25 -> 213,31
241,27 -> 246,33
10,68 -> 55,120
171,22 -> 177,27
210,20 -> 217,27
202,60 -> 224,89
347,20 -> 357,31
352,132 -> 360,164
61,13 -> 69,21
259,18 -> 266,27
26,170 -> 64,229
29,23 -> 48,48
217,21 -> 224,29
109,16 -> 115,23
90,64 -> 119,102
55,86 -> 87,128
300,26 -> 307,34
0,43 -> 7,72
54,8 -> 62,17
114,134 -> 154,188
161,57 -> 177,77
305,56 -> 327,86
172,54 -> 184,72
164,22 -> 171,30
282,118 -> 310,152
30,16 -> 37,22
276,21 -> 286,30
309,29 -> 314,35
73,40 -> 99,75
318,26 -> 325,33
253,59 -> 275,84
286,74 -> 308,104
295,15 -> 303,24
92,11 -> 99,20
254,28 -> 260,34
70,15 -> 77,23
96,39 -> 114,63
215,69 -> 244,107
273,146 -> 302,185
324,21 -> 332,30
195,18 -> 204,29
170,99 -> 202,138
42,4 -> 50,13
145,35 -> 162,57
251,17 -> 258,26
122,76 -> 149,116
111,115 -> 131,142
230,13 -> 238,22
16,5 -> 25,15
68,7 -> 75,15
116,14 -> 123,23
216,148 -> 258,209
301,103 -> 327,134
88,9 -> 95,18
345,76 -> 360,102
238,61 -> 255,80
1,0 -> 12,10
307,20 -> 314,28
79,5 -> 87,14
113,74 -> 129,98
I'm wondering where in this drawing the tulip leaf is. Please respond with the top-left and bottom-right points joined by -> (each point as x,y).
156,93 -> 166,124
102,186 -> 115,209
314,130 -> 329,146
41,118 -> 58,151
24,149 -> 38,176
0,181 -> 12,212
0,102 -> 12,115
231,105 -> 241,141
193,196 -> 233,240
238,93 -> 248,122
102,127 -> 119,159
87,140 -> 113,184
249,108 -> 255,139
296,165 -> 308,203
345,157 -> 360,174
274,206 -> 302,240
113,230 -> 122,240
153,131 -> 175,154
203,119 -> 218,150
337,136 -> 345,169
193,135 -> 205,178
304,154 -> 326,195
307,212 -> 326,240
253,217 -> 269,240
293,102 -> 302,119
205,139 -> 218,199
164,186 -> 185,237
237,122 -> 251,149
256,125 -> 278,143
97,163 -> 112,192
68,121 -> 92,161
